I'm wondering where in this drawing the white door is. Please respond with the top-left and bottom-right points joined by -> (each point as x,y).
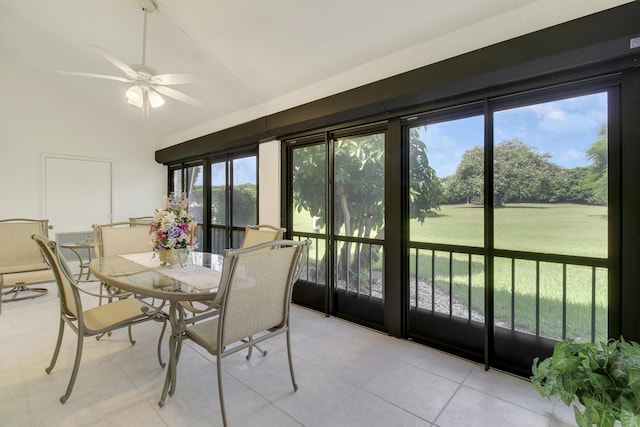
43,154 -> 112,236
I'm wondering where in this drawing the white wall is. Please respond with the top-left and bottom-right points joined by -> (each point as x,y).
161,0 -> 633,148
0,51 -> 165,236
258,140 -> 281,227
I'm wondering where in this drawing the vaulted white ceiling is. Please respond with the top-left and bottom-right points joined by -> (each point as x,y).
0,0 -> 631,147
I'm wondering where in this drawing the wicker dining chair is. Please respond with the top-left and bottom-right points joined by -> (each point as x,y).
32,234 -> 167,403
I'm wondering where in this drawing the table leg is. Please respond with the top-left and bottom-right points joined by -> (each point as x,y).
159,301 -> 184,407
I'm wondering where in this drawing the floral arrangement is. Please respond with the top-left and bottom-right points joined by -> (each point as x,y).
149,193 -> 197,252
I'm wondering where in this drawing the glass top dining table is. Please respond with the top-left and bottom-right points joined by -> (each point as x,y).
90,251 -> 223,301
90,250 -> 223,407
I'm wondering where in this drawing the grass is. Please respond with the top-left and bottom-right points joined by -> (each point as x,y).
411,203 -> 608,341
293,203 -> 609,342
412,203 -> 607,258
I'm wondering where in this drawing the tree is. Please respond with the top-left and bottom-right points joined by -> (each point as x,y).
494,139 -> 565,206
332,134 -> 385,240
293,131 -> 442,240
555,124 -> 607,206
293,129 -> 442,280
211,184 -> 257,226
409,127 -> 444,223
584,124 -> 608,205
443,145 -> 484,205
445,139 -> 566,206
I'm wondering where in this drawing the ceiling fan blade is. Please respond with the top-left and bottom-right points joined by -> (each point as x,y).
58,70 -> 133,83
154,85 -> 204,107
151,73 -> 198,85
90,45 -> 137,78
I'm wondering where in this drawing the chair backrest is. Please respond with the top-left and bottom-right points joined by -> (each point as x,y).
0,218 -> 50,273
217,239 -> 308,348
93,221 -> 153,257
32,234 -> 80,318
239,224 -> 285,249
128,216 -> 154,226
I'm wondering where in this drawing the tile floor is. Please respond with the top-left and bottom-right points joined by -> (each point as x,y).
1,280 -> 578,427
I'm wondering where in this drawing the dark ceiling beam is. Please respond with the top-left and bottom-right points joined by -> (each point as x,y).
155,1 -> 640,165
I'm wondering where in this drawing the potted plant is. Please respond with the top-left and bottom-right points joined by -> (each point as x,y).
531,337 -> 640,427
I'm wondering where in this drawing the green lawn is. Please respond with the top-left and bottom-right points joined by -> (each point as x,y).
294,203 -> 609,341
411,203 -> 607,258
409,203 -> 608,341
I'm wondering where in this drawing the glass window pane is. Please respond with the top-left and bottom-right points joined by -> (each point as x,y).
493,92 -> 608,258
231,156 -> 257,227
186,165 -> 203,226
292,144 -> 326,234
210,161 -> 226,226
171,169 -> 182,194
210,226 -> 226,255
333,133 -> 385,238
409,115 -> 484,246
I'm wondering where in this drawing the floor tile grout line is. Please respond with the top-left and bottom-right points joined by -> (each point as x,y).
357,358 -> 436,425
5,278 -> 563,427
430,364 -> 473,426
460,366 -> 557,419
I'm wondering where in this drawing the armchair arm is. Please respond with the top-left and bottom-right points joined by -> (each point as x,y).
178,300 -> 219,324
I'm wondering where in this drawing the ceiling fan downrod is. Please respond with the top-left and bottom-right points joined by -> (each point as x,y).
139,0 -> 156,66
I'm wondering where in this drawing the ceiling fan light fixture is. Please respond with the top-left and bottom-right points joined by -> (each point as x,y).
59,0 -> 201,116
148,89 -> 165,108
126,85 -> 143,108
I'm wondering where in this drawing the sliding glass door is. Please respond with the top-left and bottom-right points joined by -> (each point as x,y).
490,89 -> 612,373
285,77 -> 619,375
405,82 -> 617,374
288,126 -> 386,327
169,151 -> 257,254
170,162 -> 204,249
210,153 -> 257,252
406,108 -> 487,360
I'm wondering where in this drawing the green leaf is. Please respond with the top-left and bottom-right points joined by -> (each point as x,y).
620,401 -> 640,427
574,405 -> 590,427
531,337 -> 640,427
583,399 -> 617,427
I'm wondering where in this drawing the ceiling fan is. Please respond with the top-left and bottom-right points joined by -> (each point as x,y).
59,0 -> 203,116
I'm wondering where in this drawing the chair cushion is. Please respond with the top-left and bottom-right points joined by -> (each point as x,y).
186,318 -> 220,354
1,267 -> 53,286
0,263 -> 50,275
82,298 -> 151,332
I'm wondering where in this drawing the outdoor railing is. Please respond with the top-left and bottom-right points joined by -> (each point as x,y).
290,233 -> 607,344
409,243 -> 609,343
292,233 -> 384,297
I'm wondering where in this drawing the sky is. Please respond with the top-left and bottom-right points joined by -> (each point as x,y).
190,92 -> 608,184
194,155 -> 257,188
418,91 -> 608,177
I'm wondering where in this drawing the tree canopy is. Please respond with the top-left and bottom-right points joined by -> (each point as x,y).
443,128 -> 608,206
292,129 -> 442,238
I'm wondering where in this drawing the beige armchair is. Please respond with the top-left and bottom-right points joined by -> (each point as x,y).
0,218 -> 54,313
32,234 -> 167,404
93,221 -> 153,258
172,239 -> 309,426
92,221 -> 153,303
239,224 -> 285,248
